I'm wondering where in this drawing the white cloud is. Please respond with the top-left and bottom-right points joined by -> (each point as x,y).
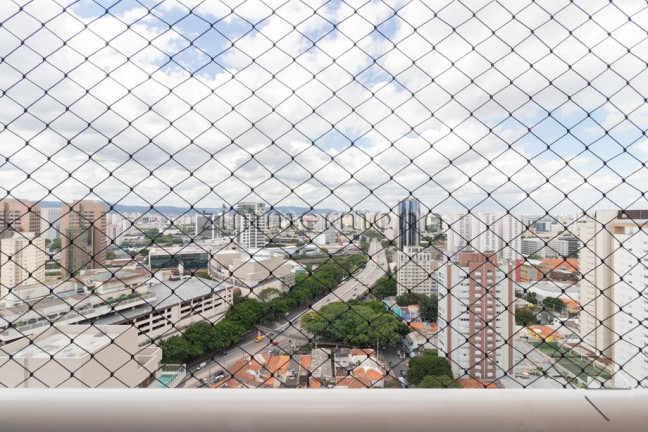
1,0 -> 648,213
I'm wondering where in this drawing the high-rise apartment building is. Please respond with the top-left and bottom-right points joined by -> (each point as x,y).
398,198 -> 422,251
0,199 -> 41,235
577,210 -> 620,358
60,201 -> 107,277
498,214 -> 523,262
397,246 -> 437,297
611,224 -> 648,387
437,252 -> 514,381
40,207 -> 62,240
235,202 -> 267,249
0,232 -> 47,299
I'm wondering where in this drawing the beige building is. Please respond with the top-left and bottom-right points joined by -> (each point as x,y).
60,200 -> 107,277
0,324 -> 161,388
577,210 -> 622,358
0,232 -> 47,299
210,249 -> 294,296
0,199 -> 41,235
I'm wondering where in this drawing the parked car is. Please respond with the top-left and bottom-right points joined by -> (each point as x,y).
400,369 -> 406,377
213,374 -> 225,383
197,362 -> 207,370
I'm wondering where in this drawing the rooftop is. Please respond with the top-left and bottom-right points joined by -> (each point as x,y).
11,331 -> 115,359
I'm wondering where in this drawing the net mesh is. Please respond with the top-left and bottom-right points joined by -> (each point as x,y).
0,0 -> 647,389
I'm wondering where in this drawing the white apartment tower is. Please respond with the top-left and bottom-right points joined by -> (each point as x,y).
612,224 -> 648,387
498,214 -> 523,262
235,202 -> 267,249
577,209 -> 620,358
397,246 -> 437,297
0,232 -> 47,299
437,252 -> 514,381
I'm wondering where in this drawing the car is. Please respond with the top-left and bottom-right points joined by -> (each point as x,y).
267,332 -> 275,337
389,361 -> 393,367
255,336 -> 263,342
271,341 -> 279,346
213,374 -> 225,383
197,362 -> 207,370
201,378 -> 209,385
400,369 -> 406,377
284,312 -> 290,316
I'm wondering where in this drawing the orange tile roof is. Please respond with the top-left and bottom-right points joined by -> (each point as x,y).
300,355 -> 312,373
408,322 -> 439,333
353,367 -> 384,380
335,376 -> 372,389
559,297 -> 580,308
309,378 -> 322,388
458,379 -> 497,389
537,258 -> 579,272
528,325 -> 565,340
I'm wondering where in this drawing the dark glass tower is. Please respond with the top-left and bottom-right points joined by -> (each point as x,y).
398,198 -> 421,250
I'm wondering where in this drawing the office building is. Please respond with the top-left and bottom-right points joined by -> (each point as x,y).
398,198 -> 422,250
0,232 -> 47,299
60,201 -> 107,277
0,199 -> 41,235
148,245 -> 209,270
437,252 -> 514,381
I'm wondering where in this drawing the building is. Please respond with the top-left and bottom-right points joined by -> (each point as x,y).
397,198 -> 422,250
498,214 -> 524,262
195,212 -> 222,239
148,245 -> 209,270
0,324 -> 161,388
0,232 -> 47,300
40,207 -> 62,240
437,252 -> 515,381
576,209 -> 626,358
235,202 -> 267,249
515,258 -> 579,284
0,199 -> 41,235
396,246 -> 437,297
610,223 -> 648,387
60,201 -> 107,277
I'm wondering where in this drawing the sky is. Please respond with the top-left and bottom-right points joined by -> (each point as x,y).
1,0 -> 648,215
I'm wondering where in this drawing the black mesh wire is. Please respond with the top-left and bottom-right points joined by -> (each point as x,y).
0,0 -> 647,389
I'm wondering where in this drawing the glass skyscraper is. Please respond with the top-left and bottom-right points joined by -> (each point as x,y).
398,197 -> 421,250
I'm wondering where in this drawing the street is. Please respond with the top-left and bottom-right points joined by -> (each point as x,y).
179,240 -> 389,387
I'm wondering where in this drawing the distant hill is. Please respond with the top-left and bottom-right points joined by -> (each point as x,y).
38,201 -> 344,215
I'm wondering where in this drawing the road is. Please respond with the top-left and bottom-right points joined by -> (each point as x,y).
180,240 -> 389,387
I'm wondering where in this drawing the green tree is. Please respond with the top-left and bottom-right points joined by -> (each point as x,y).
259,288 -> 281,301
406,350 -> 453,386
515,307 -> 537,326
49,238 -> 61,251
417,375 -> 461,388
106,251 -> 116,260
542,297 -> 564,312
524,292 -> 538,304
159,335 -> 202,363
396,293 -> 438,322
372,276 -> 397,299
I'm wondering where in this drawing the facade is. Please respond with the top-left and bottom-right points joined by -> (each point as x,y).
235,202 -> 267,249
398,198 -> 422,250
0,199 -> 41,235
396,246 -> 437,297
577,210 -> 622,358
437,252 -> 514,381
0,233 -> 47,300
0,325 -> 161,388
60,201 -> 107,277
498,214 -> 524,262
40,207 -> 62,240
611,225 -> 648,387
148,245 -> 209,270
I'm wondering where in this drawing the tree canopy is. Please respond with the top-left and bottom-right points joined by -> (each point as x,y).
301,301 -> 409,346
417,375 -> 461,388
406,350 -> 453,386
372,275 -> 397,299
396,292 -> 438,322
